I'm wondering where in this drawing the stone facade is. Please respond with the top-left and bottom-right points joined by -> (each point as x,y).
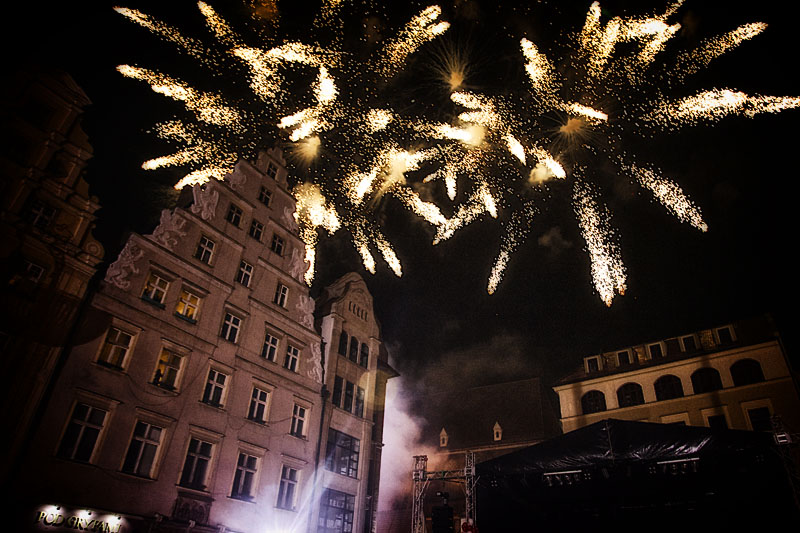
553,316 -> 800,434
15,150 -> 327,533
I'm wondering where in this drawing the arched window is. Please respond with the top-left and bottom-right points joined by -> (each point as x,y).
581,390 -> 607,415
348,336 -> 359,362
691,367 -> 723,394
730,359 -> 765,387
439,428 -> 448,447
654,375 -> 684,401
617,383 -> 645,408
338,331 -> 348,356
359,343 -> 369,368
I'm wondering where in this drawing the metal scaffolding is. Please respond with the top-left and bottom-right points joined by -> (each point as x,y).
411,452 -> 477,533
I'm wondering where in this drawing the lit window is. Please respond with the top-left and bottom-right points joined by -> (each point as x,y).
226,204 -> 243,227
202,368 -> 228,408
258,186 -> 272,206
122,421 -> 163,478
98,327 -> 134,369
318,489 -> 355,533
231,452 -> 258,501
175,289 -> 201,321
284,345 -> 299,372
266,162 -> 278,179
221,312 -> 242,343
290,404 -> 307,437
248,387 -> 270,424
325,429 -> 360,478
270,234 -> 285,256
236,261 -> 253,287
194,236 -> 215,264
141,272 -> 169,305
249,220 -> 264,241
277,465 -> 298,510
179,437 -> 213,490
273,283 -> 288,308
153,348 -> 183,391
57,403 -> 107,462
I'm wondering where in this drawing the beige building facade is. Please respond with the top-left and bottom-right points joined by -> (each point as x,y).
554,316 -> 800,435
15,150 -> 328,533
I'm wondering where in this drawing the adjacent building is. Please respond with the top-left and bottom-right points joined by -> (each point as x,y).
0,69 -> 105,482
12,148 -> 394,533
553,315 -> 800,435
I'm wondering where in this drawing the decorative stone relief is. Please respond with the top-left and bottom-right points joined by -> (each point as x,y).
282,206 -> 299,234
190,183 -> 219,221
104,239 -> 143,290
296,294 -> 315,329
307,342 -> 323,383
149,209 -> 187,250
289,248 -> 307,282
227,168 -> 246,190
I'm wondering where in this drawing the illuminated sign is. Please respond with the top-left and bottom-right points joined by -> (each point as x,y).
35,506 -> 124,533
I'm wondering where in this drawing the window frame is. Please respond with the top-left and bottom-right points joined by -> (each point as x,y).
284,344 -> 300,373
226,203 -> 243,227
57,401 -> 110,464
249,219 -> 264,241
290,403 -> 309,438
325,429 -> 361,479
178,436 -> 216,491
230,451 -> 260,501
248,385 -> 272,424
258,186 -> 272,206
96,325 -> 137,370
221,312 -> 243,344
194,235 -> 216,265
273,283 -> 289,308
236,260 -> 254,288
261,329 -> 280,362
201,367 -> 230,409
276,465 -> 299,511
152,346 -> 186,392
141,271 -> 170,306
175,287 -> 202,323
121,419 -> 165,479
318,489 -> 355,533
270,234 -> 285,256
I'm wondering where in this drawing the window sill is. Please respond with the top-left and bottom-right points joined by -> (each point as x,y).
246,417 -> 268,426
141,297 -> 166,309
174,313 -> 197,325
200,400 -> 225,411
150,382 -> 179,394
230,494 -> 255,503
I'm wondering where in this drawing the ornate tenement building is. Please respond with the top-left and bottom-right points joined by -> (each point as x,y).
0,70 -> 104,482
553,316 -> 800,434
12,149 -> 395,533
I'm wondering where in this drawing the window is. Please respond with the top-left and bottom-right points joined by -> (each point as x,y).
175,289 -> 201,322
26,199 -> 56,229
359,343 -> 369,367
202,368 -> 228,408
581,390 -> 606,414
439,428 -> 448,447
585,356 -> 601,373
707,414 -> 728,429
153,348 -> 184,391
179,438 -> 213,490
266,162 -> 278,179
57,403 -> 107,462
318,489 -> 355,533
97,327 -> 134,369
648,343 -> 663,359
654,375 -> 684,401
691,368 -> 723,394
262,331 -> 279,361
195,236 -> 215,264
348,337 -> 359,363
248,387 -> 270,424
747,407 -> 772,432
231,452 -> 258,501
731,359 -> 765,387
355,387 -> 365,418
680,335 -> 697,352
24,260 -> 45,283
258,186 -> 272,206
617,383 -> 645,408
338,331 -> 348,356
122,421 -> 163,478
344,381 -> 354,413
290,404 -> 307,437
332,376 -> 343,407
493,421 -> 502,441
616,350 -> 631,366
274,283 -> 288,308
226,203 -> 243,227
325,429 -> 360,478
249,219 -> 264,241
277,465 -> 298,510
284,345 -> 299,372
221,312 -> 242,343
236,261 -> 253,287
716,325 -> 735,345
141,272 -> 169,305
271,234 -> 285,256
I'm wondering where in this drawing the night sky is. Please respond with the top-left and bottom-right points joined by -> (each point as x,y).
9,0 -> 800,404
